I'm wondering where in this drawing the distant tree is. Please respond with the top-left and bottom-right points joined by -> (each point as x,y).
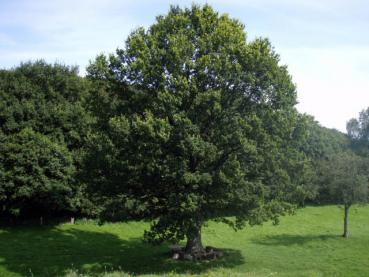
347,108 -> 369,155
0,61 -> 93,218
317,152 -> 369,238
85,5 -> 308,257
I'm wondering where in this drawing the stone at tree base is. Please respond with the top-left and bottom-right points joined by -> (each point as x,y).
183,254 -> 193,261
170,245 -> 224,261
172,253 -> 180,260
216,251 -> 224,258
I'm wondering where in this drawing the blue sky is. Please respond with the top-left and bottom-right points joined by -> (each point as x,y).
1,0 -> 369,132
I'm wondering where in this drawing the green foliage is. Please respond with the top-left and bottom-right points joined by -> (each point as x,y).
0,61 -> 90,150
347,107 -> 369,155
314,152 -> 369,237
85,4 -> 309,247
0,128 -> 75,216
0,61 -> 93,217
316,152 -> 369,207
302,115 -> 349,160
297,116 -> 350,202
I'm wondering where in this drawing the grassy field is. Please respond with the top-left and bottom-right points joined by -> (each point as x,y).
0,205 -> 368,277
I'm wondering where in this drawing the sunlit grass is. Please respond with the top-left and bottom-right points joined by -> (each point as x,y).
0,205 -> 368,276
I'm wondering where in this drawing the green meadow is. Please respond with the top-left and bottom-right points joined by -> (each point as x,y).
0,205 -> 368,277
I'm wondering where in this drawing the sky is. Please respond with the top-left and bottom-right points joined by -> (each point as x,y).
1,0 -> 369,132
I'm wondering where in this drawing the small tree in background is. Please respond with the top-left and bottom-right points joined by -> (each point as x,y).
317,152 -> 369,238
85,4 -> 309,258
347,108 -> 369,141
347,107 -> 369,155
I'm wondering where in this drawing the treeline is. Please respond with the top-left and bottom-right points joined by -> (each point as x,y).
0,62 -> 94,220
0,61 -> 365,219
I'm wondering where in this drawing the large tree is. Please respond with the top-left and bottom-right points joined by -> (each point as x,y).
85,5 -> 308,256
317,152 -> 369,238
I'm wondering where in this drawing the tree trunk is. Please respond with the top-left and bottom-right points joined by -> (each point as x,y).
185,224 -> 204,254
343,204 -> 350,239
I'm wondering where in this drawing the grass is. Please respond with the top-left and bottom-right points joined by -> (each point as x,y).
0,205 -> 368,277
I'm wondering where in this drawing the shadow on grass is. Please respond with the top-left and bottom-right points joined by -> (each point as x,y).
0,226 -> 244,277
252,234 -> 339,246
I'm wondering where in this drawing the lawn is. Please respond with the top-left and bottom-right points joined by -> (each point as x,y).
0,205 -> 368,277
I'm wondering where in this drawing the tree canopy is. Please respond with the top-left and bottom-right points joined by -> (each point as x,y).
0,128 -> 75,217
0,61 -> 93,218
298,116 -> 350,203
347,108 -> 369,155
302,116 -> 349,161
85,4 -> 309,256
